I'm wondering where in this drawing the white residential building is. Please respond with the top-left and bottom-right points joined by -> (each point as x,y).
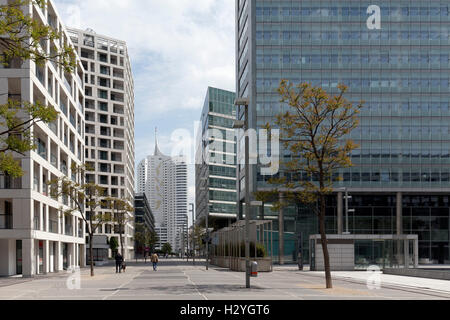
0,0 -> 86,277
66,28 -> 135,260
138,138 -> 188,252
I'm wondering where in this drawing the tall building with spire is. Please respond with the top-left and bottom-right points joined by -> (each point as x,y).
137,132 -> 188,251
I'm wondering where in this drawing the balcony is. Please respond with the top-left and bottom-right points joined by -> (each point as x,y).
110,95 -> 124,102
77,101 -> 84,113
50,153 -> 57,168
0,174 -> 22,189
48,122 -> 57,136
70,114 -> 76,128
49,220 -> 58,234
65,226 -> 73,236
63,77 -> 72,94
60,164 -> 68,176
75,73 -> 83,88
34,217 -> 40,230
60,101 -> 67,115
0,214 -> 12,229
84,39 -> 94,48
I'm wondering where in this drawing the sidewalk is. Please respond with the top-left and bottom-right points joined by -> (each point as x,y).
304,270 -> 450,294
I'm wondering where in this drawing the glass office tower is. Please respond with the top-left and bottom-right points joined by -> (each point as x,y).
196,87 -> 238,230
236,0 -> 450,264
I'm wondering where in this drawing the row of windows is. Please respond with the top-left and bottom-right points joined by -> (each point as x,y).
258,102 -> 450,116
256,53 -> 450,66
256,78 -> 450,90
255,6 -> 450,18
255,30 -> 450,42
351,126 -> 450,137
259,171 -> 450,183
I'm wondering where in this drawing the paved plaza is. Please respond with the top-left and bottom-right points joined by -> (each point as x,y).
0,259 -> 449,300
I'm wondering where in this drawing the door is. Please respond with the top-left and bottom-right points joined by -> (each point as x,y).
16,240 -> 22,275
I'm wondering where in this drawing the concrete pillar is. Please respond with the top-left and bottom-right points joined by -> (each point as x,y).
337,192 -> 343,234
45,204 -> 49,233
396,192 -> 403,235
278,193 -> 285,265
55,241 -> 61,272
72,243 -> 76,268
22,239 -> 34,278
39,202 -> 43,232
43,240 -> 49,274
80,244 -> 86,267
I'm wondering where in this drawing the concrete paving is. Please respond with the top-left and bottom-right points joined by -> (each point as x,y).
0,259 -> 449,300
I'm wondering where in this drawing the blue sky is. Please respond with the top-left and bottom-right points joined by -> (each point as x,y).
53,0 -> 236,208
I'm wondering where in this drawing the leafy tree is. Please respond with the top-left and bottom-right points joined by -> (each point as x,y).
50,163 -> 110,277
109,237 -> 119,255
259,81 -> 362,289
162,242 -> 172,255
0,0 -> 76,177
105,197 -> 134,259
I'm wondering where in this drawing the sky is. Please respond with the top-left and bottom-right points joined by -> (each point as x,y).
53,0 -> 236,221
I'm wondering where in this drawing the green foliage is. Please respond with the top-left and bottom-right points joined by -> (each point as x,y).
0,0 -> 76,72
0,0 -> 76,177
162,243 -> 172,255
0,99 -> 58,177
109,237 -> 119,252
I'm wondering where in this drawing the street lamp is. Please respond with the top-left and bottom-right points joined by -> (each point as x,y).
200,177 -> 209,271
234,98 -> 250,289
189,203 -> 195,265
340,187 -> 352,235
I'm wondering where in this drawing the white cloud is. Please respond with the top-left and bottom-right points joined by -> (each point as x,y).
53,0 -> 235,211
55,0 -> 235,121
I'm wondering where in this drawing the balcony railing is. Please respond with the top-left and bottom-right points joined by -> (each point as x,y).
49,220 -> 58,233
65,227 -> 73,236
0,215 -> 12,229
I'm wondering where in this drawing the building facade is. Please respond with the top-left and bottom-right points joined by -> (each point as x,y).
0,0 -> 86,276
66,28 -> 135,260
195,87 -> 237,231
134,192 -> 155,255
138,140 -> 188,252
236,0 -> 450,264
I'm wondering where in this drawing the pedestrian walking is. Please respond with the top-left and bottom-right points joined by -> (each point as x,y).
115,252 -> 123,273
151,253 -> 159,271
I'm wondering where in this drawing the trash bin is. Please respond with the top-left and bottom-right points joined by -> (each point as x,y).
251,261 -> 258,277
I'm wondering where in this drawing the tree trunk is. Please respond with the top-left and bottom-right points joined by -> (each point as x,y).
89,233 -> 94,277
318,195 -> 332,289
119,223 -> 125,260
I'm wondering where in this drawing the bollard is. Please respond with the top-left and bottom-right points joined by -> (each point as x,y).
251,261 -> 258,277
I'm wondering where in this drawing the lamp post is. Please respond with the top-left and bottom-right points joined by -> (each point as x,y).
189,203 -> 195,265
340,187 -> 352,235
234,98 -> 250,289
200,176 -> 209,271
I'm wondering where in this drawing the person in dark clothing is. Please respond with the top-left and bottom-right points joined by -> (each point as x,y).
115,252 -> 123,273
